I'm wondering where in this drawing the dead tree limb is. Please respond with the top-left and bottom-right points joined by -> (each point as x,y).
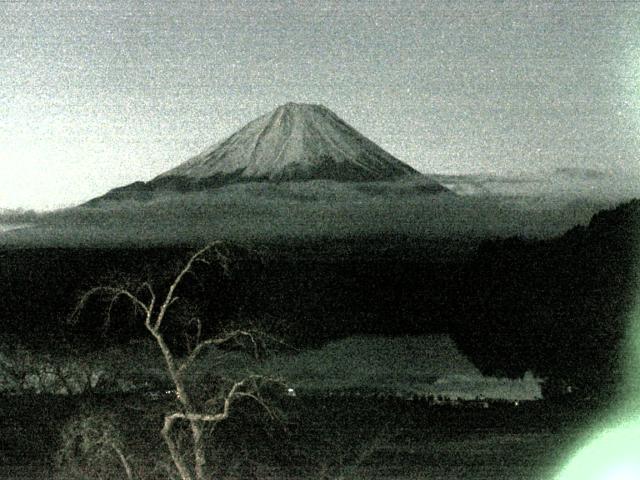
71,242 -> 288,480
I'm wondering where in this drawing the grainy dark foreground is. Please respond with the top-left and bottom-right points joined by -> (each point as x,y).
0,393 -> 596,479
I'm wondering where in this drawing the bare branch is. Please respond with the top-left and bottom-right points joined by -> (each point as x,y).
154,242 -> 226,331
194,317 -> 202,347
66,241 -> 287,480
70,286 -> 150,326
234,391 -> 280,420
182,316 -> 203,355
169,375 -> 286,424
141,281 -> 155,300
105,295 -> 119,333
162,416 -> 193,480
166,377 -> 247,424
177,329 -> 261,377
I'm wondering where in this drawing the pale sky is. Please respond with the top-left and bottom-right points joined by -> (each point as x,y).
1,0 -> 639,210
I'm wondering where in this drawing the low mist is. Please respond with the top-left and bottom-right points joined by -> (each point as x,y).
0,180 -> 625,247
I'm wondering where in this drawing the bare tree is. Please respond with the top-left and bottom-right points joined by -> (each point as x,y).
71,242 -> 287,480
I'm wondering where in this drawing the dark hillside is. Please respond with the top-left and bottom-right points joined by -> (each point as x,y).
451,199 -> 640,397
0,238 -> 467,348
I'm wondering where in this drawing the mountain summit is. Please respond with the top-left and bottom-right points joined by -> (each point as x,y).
160,102 -> 420,182
90,103 -> 446,203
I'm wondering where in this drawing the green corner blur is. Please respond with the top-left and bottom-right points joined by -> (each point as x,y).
555,217 -> 640,479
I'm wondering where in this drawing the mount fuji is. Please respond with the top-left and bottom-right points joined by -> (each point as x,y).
90,103 -> 446,203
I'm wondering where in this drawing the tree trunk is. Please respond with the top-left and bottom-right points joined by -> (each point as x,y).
162,416 -> 194,480
112,444 -> 134,480
191,420 -> 207,480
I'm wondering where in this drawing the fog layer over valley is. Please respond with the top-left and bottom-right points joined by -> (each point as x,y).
2,101 -> 636,247
0,181 -> 623,247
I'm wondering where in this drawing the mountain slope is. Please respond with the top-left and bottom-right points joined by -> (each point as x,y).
159,102 -> 420,182
90,103 -> 445,204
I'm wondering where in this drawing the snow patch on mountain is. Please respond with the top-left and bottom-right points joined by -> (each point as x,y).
156,102 -> 424,183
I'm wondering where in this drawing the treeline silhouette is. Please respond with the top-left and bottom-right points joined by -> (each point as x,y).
451,199 -> 639,397
0,200 -> 638,397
